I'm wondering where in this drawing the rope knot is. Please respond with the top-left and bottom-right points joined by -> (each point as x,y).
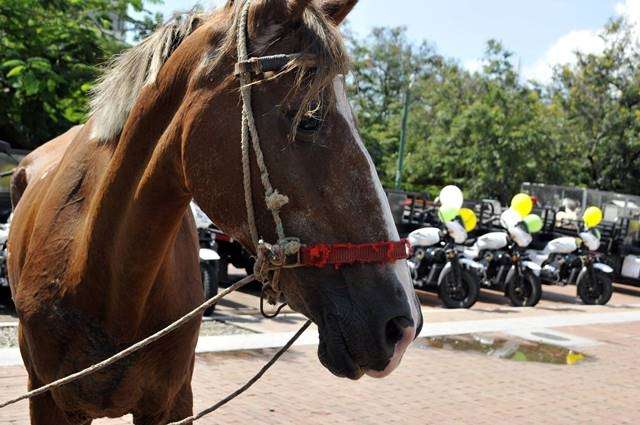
281,238 -> 301,256
265,190 -> 289,211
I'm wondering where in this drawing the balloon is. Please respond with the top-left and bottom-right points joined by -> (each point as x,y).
500,208 -> 522,229
459,208 -> 478,232
583,206 -> 603,229
511,193 -> 533,217
439,185 -> 464,209
438,206 -> 460,223
524,214 -> 543,234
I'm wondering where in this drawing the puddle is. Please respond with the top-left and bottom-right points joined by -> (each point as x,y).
416,334 -> 590,365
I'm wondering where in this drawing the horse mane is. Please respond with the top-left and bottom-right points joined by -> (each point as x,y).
200,1 -> 350,135
89,11 -> 207,142
90,1 -> 350,142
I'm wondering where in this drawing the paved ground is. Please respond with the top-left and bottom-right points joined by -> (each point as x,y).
1,274 -> 640,424
1,320 -> 639,424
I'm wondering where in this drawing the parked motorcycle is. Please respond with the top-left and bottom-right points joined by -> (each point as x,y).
463,214 -> 543,307
190,202 -> 221,315
528,207 -> 614,305
408,186 -> 482,309
0,214 -> 10,290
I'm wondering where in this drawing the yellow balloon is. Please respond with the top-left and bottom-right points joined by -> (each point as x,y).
511,193 -> 533,217
459,208 -> 478,232
583,206 -> 603,229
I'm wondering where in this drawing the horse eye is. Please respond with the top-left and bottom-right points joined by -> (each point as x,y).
294,115 -> 322,143
298,115 -> 322,133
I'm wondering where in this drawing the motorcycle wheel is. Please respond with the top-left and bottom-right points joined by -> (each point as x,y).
506,269 -> 542,307
201,261 -> 220,316
438,268 -> 479,309
577,270 -> 613,305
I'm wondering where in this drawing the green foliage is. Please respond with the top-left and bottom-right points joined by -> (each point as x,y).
347,27 -> 439,187
548,18 -> 640,195
0,0 -> 161,148
1,2 -> 638,201
348,21 -> 640,201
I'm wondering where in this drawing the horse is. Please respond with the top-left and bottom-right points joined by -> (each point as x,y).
10,125 -> 83,208
7,0 -> 423,423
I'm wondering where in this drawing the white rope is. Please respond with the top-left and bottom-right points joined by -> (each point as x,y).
237,0 -> 289,244
0,275 -> 255,409
168,319 -> 312,425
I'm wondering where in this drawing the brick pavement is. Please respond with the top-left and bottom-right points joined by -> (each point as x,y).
1,321 -> 639,424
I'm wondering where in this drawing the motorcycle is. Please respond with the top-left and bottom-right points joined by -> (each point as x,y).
190,202 -> 221,315
0,215 -> 10,291
408,187 -> 483,309
528,207 -> 614,305
463,218 -> 543,307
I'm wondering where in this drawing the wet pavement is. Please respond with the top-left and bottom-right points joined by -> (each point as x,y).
416,334 -> 589,365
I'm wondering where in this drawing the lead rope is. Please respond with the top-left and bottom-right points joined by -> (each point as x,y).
236,0 -> 298,308
0,274 -> 311,425
168,320 -> 312,425
237,0 -> 289,246
0,275 -> 255,409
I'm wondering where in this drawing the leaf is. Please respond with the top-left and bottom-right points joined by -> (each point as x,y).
1,59 -> 25,69
22,74 -> 40,96
6,65 -> 25,78
27,57 -> 51,71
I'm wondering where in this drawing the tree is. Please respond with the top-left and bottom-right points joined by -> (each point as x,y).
0,0 -> 161,149
549,19 -> 640,196
348,31 -> 573,202
346,27 -> 438,186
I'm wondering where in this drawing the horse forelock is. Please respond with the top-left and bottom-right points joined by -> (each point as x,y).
202,1 -> 351,134
89,1 -> 349,143
89,11 -> 209,142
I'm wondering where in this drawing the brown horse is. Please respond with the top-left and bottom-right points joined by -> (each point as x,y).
8,0 -> 423,423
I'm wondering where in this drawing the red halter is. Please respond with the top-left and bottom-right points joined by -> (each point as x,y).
300,239 -> 410,269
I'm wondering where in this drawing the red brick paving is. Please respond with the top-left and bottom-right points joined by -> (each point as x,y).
1,321 -> 639,424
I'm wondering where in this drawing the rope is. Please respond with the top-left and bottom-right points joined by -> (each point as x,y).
237,0 -> 289,243
0,275 -> 255,409
168,320 -> 312,425
241,113 -> 259,245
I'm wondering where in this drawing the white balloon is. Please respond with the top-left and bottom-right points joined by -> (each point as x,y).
500,208 -> 522,230
439,185 -> 464,209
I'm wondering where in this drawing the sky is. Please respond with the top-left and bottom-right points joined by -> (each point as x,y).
145,0 -> 640,83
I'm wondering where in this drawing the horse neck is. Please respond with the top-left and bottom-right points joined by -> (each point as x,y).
82,78 -> 195,326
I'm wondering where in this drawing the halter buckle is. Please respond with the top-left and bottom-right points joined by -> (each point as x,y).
254,238 -> 304,282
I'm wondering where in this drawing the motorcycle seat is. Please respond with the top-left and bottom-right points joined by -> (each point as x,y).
462,245 -> 480,260
529,252 -> 548,266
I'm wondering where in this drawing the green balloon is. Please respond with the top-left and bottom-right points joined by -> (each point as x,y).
438,206 -> 460,223
524,214 -> 543,234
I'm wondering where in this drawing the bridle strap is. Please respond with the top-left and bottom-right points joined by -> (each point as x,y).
237,0 -> 289,249
235,0 -> 409,294
235,53 -> 306,76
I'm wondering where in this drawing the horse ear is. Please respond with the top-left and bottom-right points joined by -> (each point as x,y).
288,0 -> 313,20
318,0 -> 358,25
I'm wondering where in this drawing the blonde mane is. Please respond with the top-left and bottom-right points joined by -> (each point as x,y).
89,2 -> 350,142
89,12 -> 205,142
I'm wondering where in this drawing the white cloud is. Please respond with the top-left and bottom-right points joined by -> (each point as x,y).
524,30 -> 605,83
523,0 -> 640,83
616,0 -> 640,28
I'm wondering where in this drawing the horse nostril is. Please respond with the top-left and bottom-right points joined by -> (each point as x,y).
385,316 -> 411,346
